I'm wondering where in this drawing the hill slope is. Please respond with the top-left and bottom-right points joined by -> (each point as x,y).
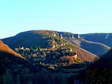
2,30 -> 98,64
0,41 -> 92,84
3,30 -> 110,56
79,49 -> 112,84
63,33 -> 111,56
81,33 -> 112,47
0,40 -> 23,58
80,38 -> 111,56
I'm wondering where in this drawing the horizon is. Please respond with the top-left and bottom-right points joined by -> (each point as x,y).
0,0 -> 112,38
0,29 -> 112,39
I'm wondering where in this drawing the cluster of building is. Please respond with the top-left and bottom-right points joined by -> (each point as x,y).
15,47 -> 78,65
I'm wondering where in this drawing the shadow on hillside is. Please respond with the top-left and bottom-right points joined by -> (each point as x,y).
0,50 -> 90,84
1,49 -> 112,84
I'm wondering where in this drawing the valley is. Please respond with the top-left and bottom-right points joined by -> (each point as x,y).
0,30 -> 112,84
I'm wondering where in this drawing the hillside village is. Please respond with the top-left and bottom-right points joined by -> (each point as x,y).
14,32 -> 82,67
15,46 -> 81,67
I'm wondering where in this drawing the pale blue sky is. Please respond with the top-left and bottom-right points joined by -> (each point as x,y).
0,0 -> 112,38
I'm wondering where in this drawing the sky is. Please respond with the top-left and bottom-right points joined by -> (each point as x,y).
0,0 -> 112,38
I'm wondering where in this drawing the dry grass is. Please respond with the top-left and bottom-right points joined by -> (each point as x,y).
0,40 -> 24,59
